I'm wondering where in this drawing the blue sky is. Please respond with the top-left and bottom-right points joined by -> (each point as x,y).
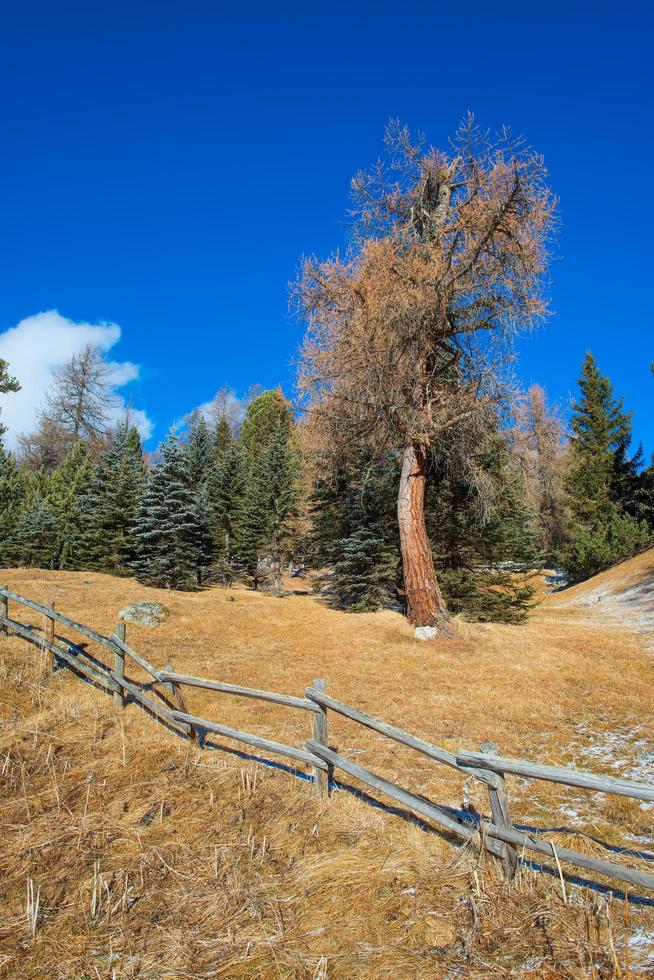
0,1 -> 652,454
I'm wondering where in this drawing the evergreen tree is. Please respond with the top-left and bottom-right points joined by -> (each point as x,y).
239,389 -> 293,474
46,441 -> 94,568
214,414 -> 233,463
207,443 -> 245,583
233,390 -> 298,589
8,495 -> 59,568
426,432 -> 540,623
0,359 -> 20,441
560,353 -> 651,581
257,431 -> 302,595
333,526 -> 399,612
186,415 -> 213,486
132,432 -> 211,589
310,448 -> 400,611
75,421 -> 146,574
0,446 -> 28,562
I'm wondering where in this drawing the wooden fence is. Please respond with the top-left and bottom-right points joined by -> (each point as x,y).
1,585 -> 653,895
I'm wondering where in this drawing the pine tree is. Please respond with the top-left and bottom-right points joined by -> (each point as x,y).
560,353 -> 651,581
46,441 -> 94,568
75,421 -> 146,574
132,432 -> 211,589
8,495 -> 59,568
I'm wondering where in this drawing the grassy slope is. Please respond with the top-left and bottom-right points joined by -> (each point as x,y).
0,560 -> 653,977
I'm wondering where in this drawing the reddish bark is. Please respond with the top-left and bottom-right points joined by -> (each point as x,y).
397,442 -> 452,636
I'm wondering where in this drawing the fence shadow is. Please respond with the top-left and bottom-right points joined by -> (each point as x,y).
2,586 -> 653,905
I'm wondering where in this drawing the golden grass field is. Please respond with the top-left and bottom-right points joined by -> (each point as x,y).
1,553 -> 653,977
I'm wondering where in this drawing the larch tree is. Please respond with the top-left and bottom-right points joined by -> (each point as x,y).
295,119 -> 556,637
510,385 -> 568,562
43,344 -> 115,443
16,344 -> 115,470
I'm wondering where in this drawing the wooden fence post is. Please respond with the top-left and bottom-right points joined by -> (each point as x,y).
114,621 -> 126,709
481,741 -> 518,880
165,662 -> 197,742
311,678 -> 330,797
0,586 -> 7,636
43,599 -> 55,672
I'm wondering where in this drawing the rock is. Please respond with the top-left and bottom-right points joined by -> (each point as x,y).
118,601 -> 168,627
414,625 -> 437,641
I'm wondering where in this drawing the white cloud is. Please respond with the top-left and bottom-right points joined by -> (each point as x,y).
0,310 -> 153,448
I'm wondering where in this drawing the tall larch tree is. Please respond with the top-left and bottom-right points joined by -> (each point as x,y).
510,385 -> 569,563
20,345 -> 115,470
296,119 -> 556,638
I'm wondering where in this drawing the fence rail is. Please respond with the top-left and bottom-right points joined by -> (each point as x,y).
1,585 -> 653,895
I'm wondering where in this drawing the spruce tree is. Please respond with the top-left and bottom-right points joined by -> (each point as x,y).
207,443 -> 245,583
560,353 -> 651,581
132,432 -> 210,589
46,441 -> 94,568
333,527 -> 399,612
8,495 -> 59,568
257,431 -> 302,595
186,415 -> 213,486
311,448 -> 400,611
426,433 -> 539,623
233,390 -> 298,589
75,421 -> 146,574
0,445 -> 28,563
214,414 -> 233,463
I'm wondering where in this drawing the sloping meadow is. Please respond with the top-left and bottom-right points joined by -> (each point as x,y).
1,566 -> 653,976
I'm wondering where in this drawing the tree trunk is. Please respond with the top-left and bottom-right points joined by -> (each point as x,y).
397,442 -> 452,638
271,555 -> 281,598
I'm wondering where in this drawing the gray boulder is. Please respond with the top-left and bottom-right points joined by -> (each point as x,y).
118,601 -> 168,627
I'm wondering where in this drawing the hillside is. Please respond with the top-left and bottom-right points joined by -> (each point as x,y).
547,548 -> 654,652
1,564 -> 653,976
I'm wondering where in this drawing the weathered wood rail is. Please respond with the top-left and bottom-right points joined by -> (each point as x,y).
1,585 -> 653,895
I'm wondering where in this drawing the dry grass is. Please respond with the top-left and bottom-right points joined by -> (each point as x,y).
0,559 -> 653,977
